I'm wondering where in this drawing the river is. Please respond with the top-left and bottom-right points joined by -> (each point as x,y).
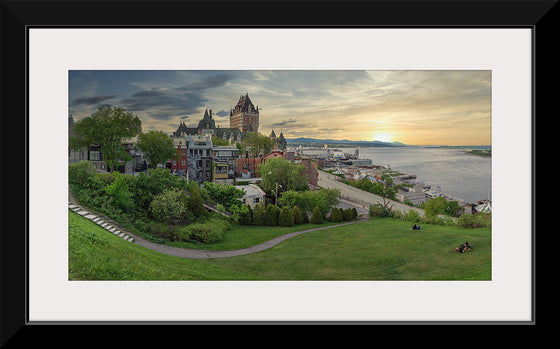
354,147 -> 491,204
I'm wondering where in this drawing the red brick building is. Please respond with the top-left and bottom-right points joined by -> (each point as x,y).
170,138 -> 188,174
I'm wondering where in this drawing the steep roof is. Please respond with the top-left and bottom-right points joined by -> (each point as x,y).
232,93 -> 258,114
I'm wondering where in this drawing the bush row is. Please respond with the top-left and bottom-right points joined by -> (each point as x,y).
238,203 -> 358,227
368,203 -> 491,228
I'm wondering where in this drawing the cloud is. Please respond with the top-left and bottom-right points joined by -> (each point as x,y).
120,89 -> 206,119
177,73 -> 231,91
214,110 -> 229,117
72,95 -> 115,105
270,118 -> 298,127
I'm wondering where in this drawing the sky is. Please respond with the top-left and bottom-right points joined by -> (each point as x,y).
68,70 -> 491,146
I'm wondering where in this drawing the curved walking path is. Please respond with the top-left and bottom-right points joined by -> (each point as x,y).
69,190 -> 368,259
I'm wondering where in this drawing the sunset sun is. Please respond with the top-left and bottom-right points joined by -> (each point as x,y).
373,133 -> 392,143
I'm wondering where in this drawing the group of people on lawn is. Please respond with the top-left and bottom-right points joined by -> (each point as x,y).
410,224 -> 472,253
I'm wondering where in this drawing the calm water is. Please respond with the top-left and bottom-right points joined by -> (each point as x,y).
353,147 -> 491,204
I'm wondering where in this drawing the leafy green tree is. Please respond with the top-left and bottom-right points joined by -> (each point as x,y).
188,187 -> 207,219
369,203 -> 393,218
242,132 -> 274,157
136,130 -> 179,170
279,206 -> 294,227
445,200 -> 464,217
69,106 -> 142,172
257,157 -> 309,198
202,182 -> 246,210
278,188 -> 340,216
310,206 -> 323,224
211,137 -> 229,146
105,172 -> 135,213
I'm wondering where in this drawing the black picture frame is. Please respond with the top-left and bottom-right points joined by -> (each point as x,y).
1,0 -> 550,344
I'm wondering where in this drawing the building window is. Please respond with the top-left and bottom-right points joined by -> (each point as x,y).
182,160 -> 185,165
89,150 -> 100,161
253,198 -> 260,204
173,160 -> 177,165
182,150 -> 185,155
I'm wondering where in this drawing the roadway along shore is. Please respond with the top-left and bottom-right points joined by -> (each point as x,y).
317,170 -> 426,217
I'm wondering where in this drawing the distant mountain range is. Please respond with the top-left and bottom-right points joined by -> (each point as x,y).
286,137 -> 408,147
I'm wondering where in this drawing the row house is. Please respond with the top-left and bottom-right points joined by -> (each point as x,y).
185,135 -> 213,184
170,137 -> 188,175
212,145 -> 240,184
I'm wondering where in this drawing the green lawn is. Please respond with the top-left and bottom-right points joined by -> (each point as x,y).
69,211 -> 491,281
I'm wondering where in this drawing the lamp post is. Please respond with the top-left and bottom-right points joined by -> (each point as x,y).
274,181 -> 282,205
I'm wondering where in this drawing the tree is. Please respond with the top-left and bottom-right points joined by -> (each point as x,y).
422,197 -> 447,217
328,207 -> 342,222
188,187 -> 206,219
310,206 -> 323,224
202,182 -> 246,210
149,188 -> 188,224
264,204 -> 280,226
238,204 -> 253,225
257,157 -> 309,198
252,203 -> 265,226
279,206 -> 294,227
105,172 -> 135,213
69,106 -> 142,172
292,206 -> 303,225
342,208 -> 354,221
242,132 -> 274,157
136,130 -> 179,170
278,188 -> 340,217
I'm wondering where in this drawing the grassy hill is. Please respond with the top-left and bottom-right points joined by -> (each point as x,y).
69,211 -> 491,281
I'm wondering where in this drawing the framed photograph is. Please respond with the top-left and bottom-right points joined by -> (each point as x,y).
2,0 -> 549,341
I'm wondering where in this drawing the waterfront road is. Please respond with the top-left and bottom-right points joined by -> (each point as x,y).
317,170 -> 425,217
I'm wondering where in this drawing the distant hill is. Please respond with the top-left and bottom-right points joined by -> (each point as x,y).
286,137 -> 408,147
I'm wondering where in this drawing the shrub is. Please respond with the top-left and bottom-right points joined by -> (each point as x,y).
188,187 -> 207,219
149,187 -> 188,224
352,207 -> 358,219
292,206 -> 303,225
176,219 -> 231,243
310,206 -> 323,224
279,206 -> 294,227
264,204 -> 280,226
237,204 -> 253,225
404,209 -> 422,223
328,207 -> 343,222
252,203 -> 265,226
301,209 -> 309,223
342,208 -> 354,221
68,161 -> 95,185
105,172 -> 135,213
369,204 -> 393,218
457,212 -> 491,228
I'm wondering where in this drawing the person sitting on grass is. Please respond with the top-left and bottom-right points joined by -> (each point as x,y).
454,242 -> 472,253
412,224 -> 422,230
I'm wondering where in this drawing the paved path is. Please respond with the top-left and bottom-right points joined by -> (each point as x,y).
68,191 -> 368,259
